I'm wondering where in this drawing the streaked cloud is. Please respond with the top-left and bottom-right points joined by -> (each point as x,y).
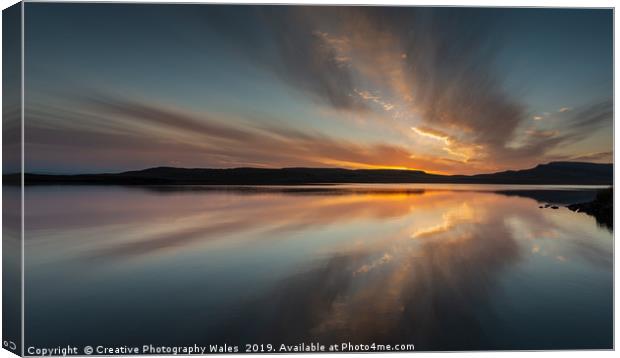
411,126 -> 451,145
354,89 -> 394,111
26,95 -> 467,173
569,151 -> 613,162
525,129 -> 559,139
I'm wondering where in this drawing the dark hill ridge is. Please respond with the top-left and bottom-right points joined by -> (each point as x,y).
10,161 -> 612,185
468,161 -> 613,184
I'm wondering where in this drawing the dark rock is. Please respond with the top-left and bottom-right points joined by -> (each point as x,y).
567,187 -> 613,230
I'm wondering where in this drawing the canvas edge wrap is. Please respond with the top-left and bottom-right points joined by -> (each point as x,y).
2,1 -> 24,356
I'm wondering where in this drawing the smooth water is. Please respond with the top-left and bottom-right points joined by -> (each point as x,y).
23,185 -> 612,351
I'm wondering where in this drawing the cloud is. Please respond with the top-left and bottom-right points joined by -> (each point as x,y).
294,8 -> 612,172
196,6 -> 369,112
525,129 -> 558,139
564,99 -> 612,133
244,8 -> 527,171
255,7 -> 368,111
25,95 -> 467,173
411,126 -> 451,144
354,89 -> 394,111
313,31 -> 352,66
85,96 -> 256,142
569,151 -> 612,162
543,149 -> 613,166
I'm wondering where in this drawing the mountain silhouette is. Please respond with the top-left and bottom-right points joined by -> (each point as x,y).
10,161 -> 612,185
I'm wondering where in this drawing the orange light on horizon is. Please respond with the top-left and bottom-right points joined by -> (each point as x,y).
316,158 -> 448,175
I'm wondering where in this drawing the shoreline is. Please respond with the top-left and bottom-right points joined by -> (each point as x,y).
567,187 -> 613,229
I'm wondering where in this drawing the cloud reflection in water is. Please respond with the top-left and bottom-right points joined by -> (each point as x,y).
24,185 -> 612,350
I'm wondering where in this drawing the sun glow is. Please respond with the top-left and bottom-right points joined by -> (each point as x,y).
317,158 -> 426,172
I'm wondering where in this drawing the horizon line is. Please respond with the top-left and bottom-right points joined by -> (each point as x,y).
10,160 -> 613,178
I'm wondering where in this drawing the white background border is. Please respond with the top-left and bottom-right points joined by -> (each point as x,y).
0,1 -> 616,357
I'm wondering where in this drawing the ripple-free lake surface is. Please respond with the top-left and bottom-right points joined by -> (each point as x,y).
22,185 -> 612,351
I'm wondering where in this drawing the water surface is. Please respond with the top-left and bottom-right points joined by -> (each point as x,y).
23,185 -> 613,351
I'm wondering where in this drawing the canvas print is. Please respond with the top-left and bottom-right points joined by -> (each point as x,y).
1,2 -> 614,355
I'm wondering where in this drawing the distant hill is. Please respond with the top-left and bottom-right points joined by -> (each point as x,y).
8,161 -> 612,186
467,161 -> 613,184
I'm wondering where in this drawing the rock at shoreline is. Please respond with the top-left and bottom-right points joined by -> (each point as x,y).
567,187 -> 613,230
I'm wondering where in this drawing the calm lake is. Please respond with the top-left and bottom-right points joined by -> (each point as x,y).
23,184 -> 612,351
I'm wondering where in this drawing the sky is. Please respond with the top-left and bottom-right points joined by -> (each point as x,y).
23,4 -> 613,174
